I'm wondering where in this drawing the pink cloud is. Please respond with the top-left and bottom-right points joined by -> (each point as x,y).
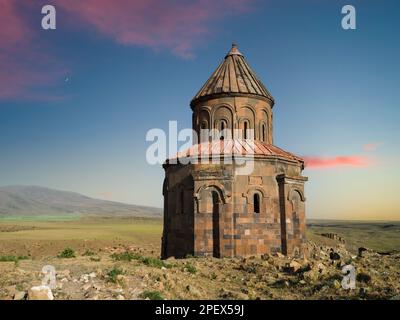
303,156 -> 370,169
1,0 -> 256,100
56,0 -> 256,58
363,142 -> 382,152
0,0 -> 66,101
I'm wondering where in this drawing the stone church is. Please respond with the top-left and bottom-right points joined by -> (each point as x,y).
161,44 -> 307,259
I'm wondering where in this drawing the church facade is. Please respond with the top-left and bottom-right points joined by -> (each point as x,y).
161,44 -> 308,258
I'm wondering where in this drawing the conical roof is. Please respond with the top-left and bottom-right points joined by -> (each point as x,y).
191,43 -> 274,107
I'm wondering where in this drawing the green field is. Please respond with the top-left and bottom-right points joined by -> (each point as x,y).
0,217 -> 163,258
307,220 -> 400,253
0,214 -> 82,222
0,216 -> 399,258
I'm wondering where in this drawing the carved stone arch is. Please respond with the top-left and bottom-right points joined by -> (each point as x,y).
241,104 -> 257,119
199,108 -> 211,129
212,104 -> 234,132
239,105 -> 256,126
200,105 -> 212,112
195,183 -> 230,204
242,186 -> 268,202
288,188 -> 305,216
288,188 -> 305,202
214,116 -> 229,130
261,108 -> 270,120
242,186 -> 268,214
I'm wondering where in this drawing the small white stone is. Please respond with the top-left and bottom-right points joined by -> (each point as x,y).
28,285 -> 54,300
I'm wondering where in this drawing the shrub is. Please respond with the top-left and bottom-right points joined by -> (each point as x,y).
82,250 -> 95,256
107,267 -> 124,283
141,256 -> 169,268
139,290 -> 164,300
58,248 -> 75,258
111,251 -> 170,269
111,251 -> 141,262
184,263 -> 197,274
0,255 -> 28,263
58,248 -> 76,258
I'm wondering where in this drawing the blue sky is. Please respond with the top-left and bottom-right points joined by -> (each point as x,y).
0,0 -> 399,220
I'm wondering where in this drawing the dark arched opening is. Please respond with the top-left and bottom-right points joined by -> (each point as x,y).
212,191 -> 220,257
261,124 -> 266,142
254,193 -> 260,213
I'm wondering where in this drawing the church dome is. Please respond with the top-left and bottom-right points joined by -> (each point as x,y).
190,43 -> 274,107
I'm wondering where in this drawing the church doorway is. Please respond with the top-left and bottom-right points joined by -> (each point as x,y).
212,191 -> 220,257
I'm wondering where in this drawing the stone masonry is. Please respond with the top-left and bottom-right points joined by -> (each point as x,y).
161,44 -> 308,259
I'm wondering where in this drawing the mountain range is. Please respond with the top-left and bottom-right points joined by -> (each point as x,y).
0,185 -> 161,217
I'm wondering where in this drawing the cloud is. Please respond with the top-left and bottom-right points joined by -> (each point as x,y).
303,156 -> 370,169
363,142 -> 382,152
56,0 -> 256,58
0,0 -> 66,101
1,0 -> 256,100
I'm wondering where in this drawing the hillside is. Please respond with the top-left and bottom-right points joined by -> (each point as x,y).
0,186 -> 161,218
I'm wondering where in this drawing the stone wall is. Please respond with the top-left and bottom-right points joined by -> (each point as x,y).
192,96 -> 273,144
161,158 -> 307,259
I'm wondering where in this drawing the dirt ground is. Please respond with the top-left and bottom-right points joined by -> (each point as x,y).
0,217 -> 399,300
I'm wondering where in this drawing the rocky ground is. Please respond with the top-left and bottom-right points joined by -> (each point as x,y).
0,239 -> 399,300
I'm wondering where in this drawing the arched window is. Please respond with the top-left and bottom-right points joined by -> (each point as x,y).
253,193 -> 260,213
219,119 -> 227,140
261,124 -> 266,142
201,121 -> 208,130
244,121 -> 248,139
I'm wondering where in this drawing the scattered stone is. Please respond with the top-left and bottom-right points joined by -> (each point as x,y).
83,283 -> 92,291
320,233 -> 345,243
57,270 -> 71,278
275,252 -> 285,258
28,285 -> 54,300
289,260 -> 303,273
359,287 -> 367,298
186,285 -> 201,296
356,272 -> 371,284
261,253 -> 270,261
93,283 -> 102,291
332,280 -> 341,289
13,291 -> 26,300
329,252 -> 341,260
358,247 -> 368,257
303,269 -> 319,282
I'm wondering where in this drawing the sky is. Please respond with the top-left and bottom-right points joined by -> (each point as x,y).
0,0 -> 399,220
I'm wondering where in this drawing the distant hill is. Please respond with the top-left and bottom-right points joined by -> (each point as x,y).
0,186 -> 162,218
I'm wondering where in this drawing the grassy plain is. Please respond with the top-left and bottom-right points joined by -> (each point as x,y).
0,216 -> 399,258
0,216 -> 399,300
307,220 -> 400,253
0,217 -> 162,258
